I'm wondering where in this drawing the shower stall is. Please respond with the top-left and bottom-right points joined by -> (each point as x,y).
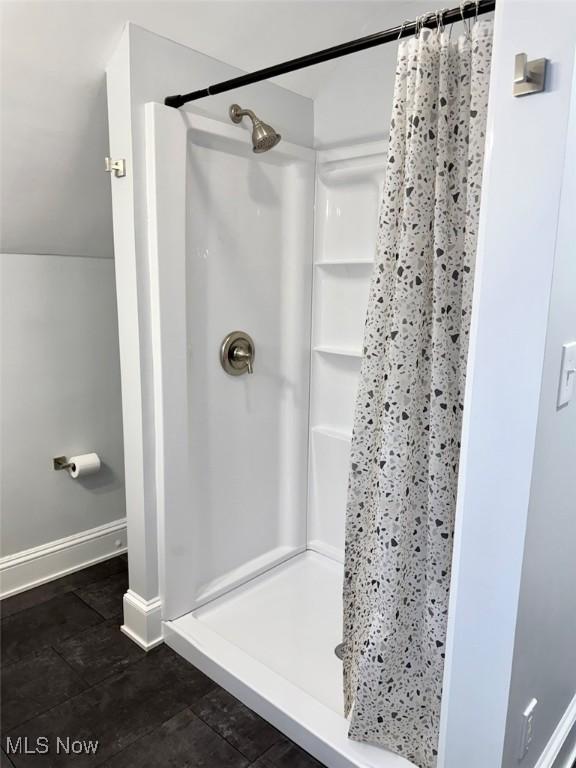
144,101 -> 396,767
106,4 -> 576,767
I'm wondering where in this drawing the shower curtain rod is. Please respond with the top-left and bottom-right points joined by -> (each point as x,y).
164,0 -> 495,109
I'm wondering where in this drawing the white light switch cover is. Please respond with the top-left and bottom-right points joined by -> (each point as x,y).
558,342 -> 576,408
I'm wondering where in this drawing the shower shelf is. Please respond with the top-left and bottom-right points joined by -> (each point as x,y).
313,345 -> 362,358
312,425 -> 352,442
314,259 -> 373,266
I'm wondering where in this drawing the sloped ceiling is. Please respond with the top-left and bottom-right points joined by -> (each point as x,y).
0,0 -> 425,258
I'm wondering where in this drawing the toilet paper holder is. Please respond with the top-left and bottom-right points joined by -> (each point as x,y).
52,452 -> 101,478
53,456 -> 76,472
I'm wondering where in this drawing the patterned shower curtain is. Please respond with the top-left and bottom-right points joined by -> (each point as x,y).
343,22 -> 493,768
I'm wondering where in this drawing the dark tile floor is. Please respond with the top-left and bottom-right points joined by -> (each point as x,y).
1,556 -> 324,768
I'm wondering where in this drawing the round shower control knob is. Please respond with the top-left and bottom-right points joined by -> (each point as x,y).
220,331 -> 255,376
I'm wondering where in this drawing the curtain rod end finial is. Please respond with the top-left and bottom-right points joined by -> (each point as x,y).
164,94 -> 183,109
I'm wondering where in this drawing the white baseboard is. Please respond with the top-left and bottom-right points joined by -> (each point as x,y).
0,519 -> 127,599
534,690 -> 576,768
121,589 -> 163,650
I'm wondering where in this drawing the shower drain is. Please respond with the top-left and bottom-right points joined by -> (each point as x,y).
334,643 -> 344,661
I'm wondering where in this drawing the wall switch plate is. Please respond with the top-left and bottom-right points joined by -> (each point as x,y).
558,342 -> 576,408
519,698 -> 537,760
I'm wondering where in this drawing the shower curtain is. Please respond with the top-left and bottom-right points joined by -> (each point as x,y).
343,21 -> 493,768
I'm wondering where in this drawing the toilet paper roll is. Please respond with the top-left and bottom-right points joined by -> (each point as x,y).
68,453 -> 101,479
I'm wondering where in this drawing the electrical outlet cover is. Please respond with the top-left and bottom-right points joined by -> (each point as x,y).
558,342 -> 576,408
519,698 -> 538,760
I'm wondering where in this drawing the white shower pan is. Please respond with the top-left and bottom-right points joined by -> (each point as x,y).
165,551 -> 411,768
145,103 -> 414,768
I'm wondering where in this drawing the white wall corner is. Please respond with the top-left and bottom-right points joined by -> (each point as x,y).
0,519 -> 127,599
106,19 -> 160,609
121,589 -> 163,651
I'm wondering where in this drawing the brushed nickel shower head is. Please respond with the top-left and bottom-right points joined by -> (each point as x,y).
229,104 -> 281,153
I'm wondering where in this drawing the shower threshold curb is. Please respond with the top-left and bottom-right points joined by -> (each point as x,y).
163,614 -> 414,768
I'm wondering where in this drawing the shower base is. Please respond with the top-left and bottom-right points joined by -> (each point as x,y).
163,551 -> 413,768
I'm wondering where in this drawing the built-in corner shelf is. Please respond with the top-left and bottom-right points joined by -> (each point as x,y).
313,345 -> 363,359
311,425 -> 352,443
314,259 -> 374,267
308,139 -> 387,563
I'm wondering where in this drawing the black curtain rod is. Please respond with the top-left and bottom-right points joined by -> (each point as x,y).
165,0 -> 495,109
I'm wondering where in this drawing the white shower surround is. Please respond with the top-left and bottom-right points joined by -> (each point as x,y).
145,103 -> 412,767
147,106 -> 314,615
108,6 -> 576,766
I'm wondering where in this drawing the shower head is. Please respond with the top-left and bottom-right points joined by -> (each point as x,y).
229,104 -> 281,153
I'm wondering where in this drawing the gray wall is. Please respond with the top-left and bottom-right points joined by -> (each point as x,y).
314,36 -> 399,147
1,1 -> 128,558
0,253 -> 125,556
0,0 -> 411,260
313,5 -> 469,148
502,65 -> 576,768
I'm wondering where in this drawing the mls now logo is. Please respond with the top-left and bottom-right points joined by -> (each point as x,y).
5,737 -> 99,755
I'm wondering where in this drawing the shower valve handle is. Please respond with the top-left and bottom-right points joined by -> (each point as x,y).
220,331 -> 255,376
232,345 -> 254,374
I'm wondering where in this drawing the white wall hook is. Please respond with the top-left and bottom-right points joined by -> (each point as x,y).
513,53 -> 548,97
105,157 -> 126,177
